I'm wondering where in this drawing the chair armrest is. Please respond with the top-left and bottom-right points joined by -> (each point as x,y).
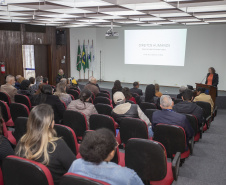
189,136 -> 194,155
172,152 -> 181,180
206,115 -> 212,122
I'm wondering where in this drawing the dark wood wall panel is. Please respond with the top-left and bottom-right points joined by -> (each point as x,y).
0,24 -> 70,85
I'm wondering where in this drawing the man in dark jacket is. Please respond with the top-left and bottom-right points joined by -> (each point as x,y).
56,69 -> 66,84
130,82 -> 143,96
152,95 -> 194,146
173,89 -> 204,127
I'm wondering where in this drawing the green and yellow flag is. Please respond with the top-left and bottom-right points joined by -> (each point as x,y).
76,42 -> 81,71
82,42 -> 86,72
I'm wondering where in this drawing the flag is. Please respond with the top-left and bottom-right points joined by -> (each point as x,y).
82,42 -> 86,72
86,41 -> 90,70
90,41 -> 95,71
76,42 -> 81,71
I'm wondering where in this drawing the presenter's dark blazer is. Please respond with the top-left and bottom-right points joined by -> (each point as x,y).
205,73 -> 219,87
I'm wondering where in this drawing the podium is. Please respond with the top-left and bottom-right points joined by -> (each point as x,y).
195,83 -> 217,104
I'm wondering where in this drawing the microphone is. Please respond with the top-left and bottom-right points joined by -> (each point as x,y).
200,75 -> 206,84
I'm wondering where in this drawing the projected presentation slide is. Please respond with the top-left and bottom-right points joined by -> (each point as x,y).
124,29 -> 187,66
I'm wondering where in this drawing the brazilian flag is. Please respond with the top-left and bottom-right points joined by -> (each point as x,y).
82,43 -> 86,72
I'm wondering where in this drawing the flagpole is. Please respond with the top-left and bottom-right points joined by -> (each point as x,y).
88,39 -> 90,79
92,39 -> 94,77
83,39 -> 85,80
100,50 -> 102,83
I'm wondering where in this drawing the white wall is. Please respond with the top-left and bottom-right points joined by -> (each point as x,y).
70,24 -> 226,90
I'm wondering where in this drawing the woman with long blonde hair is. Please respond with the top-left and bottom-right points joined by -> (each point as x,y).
16,104 -> 76,185
54,82 -> 72,106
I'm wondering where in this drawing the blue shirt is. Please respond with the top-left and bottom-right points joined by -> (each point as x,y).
68,159 -> 144,185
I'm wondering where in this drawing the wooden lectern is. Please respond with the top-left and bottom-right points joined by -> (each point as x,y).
195,83 -> 217,104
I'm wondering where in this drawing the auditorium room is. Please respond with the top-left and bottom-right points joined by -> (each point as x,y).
1,0 -> 226,185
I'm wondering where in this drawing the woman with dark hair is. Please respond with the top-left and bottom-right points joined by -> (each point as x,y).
205,67 -> 219,87
112,80 -> 122,98
31,85 -> 65,124
155,84 -> 163,98
67,89 -> 97,126
29,77 -> 35,86
16,104 -> 76,185
68,128 -> 144,185
0,110 -> 14,166
145,84 -> 156,103
122,87 -> 137,104
17,79 -> 34,99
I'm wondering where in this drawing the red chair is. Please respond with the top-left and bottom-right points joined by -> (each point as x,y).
140,102 -> 157,112
63,110 -> 88,141
125,139 -> 180,185
15,94 -> 32,110
10,103 -> 30,123
69,94 -> 75,100
59,173 -> 110,185
54,124 -> 79,155
2,121 -> 16,145
0,168 -> 3,185
0,100 -> 14,127
96,92 -> 110,99
94,103 -> 113,117
0,92 -> 11,105
60,100 -> 67,109
100,90 -> 110,96
68,89 -> 80,100
2,155 -> 54,185
93,97 -> 112,108
153,124 -> 194,160
13,117 -> 28,142
186,114 -> 201,142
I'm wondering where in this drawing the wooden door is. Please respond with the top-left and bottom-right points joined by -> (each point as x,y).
34,45 -> 48,78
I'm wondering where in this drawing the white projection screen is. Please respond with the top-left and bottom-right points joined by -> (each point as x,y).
124,29 -> 187,66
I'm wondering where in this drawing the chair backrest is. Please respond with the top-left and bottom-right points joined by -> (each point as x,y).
69,87 -> 80,93
100,90 -> 110,96
69,94 -> 75,100
67,90 -> 80,100
54,124 -> 79,155
185,114 -> 198,135
126,100 -> 135,104
173,99 -> 183,105
14,117 -> 28,142
15,94 -> 32,110
125,139 -> 167,181
153,124 -> 187,158
0,92 -> 11,105
2,155 -> 54,185
89,114 -> 116,135
10,103 -> 29,123
140,102 -> 157,112
93,97 -> 111,106
196,101 -> 211,119
144,109 -> 158,122
63,110 -> 88,139
0,100 -> 11,122
94,103 -> 112,116
120,117 -> 148,144
96,93 -> 110,99
59,173 -> 110,185
131,93 -> 141,104
60,100 -> 67,109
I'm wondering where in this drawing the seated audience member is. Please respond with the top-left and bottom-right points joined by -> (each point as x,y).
43,77 -> 48,84
111,92 -> 153,137
130,81 -> 143,96
177,86 -> 187,99
0,75 -> 17,103
112,80 -> 123,99
173,89 -> 204,127
84,76 -> 100,96
67,89 -> 97,126
0,112 -> 15,166
17,79 -> 34,99
193,87 -> 214,113
145,84 -> 156,103
56,69 -> 66,84
31,85 -> 65,124
31,76 -> 43,92
16,104 -> 76,185
54,82 -> 72,107
68,128 -> 144,185
122,87 -> 137,104
15,75 -> 22,90
35,83 -> 44,95
29,77 -> 35,86
155,84 -> 163,98
152,95 -> 194,145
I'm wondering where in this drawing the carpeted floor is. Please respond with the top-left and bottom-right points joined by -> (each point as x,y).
173,109 -> 226,185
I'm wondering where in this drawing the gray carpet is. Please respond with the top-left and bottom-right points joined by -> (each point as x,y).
173,109 -> 226,185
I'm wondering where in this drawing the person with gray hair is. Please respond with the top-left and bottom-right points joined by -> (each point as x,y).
152,95 -> 194,148
15,75 -> 22,89
84,76 -> 100,96
177,86 -> 187,99
111,91 -> 153,138
30,76 -> 43,92
0,75 -> 17,103
56,69 -> 66,84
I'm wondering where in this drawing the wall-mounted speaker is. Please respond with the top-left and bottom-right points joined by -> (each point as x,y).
56,29 -> 66,45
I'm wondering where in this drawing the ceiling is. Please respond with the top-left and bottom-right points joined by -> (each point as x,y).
1,0 -> 226,28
